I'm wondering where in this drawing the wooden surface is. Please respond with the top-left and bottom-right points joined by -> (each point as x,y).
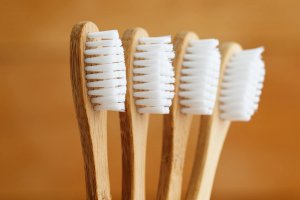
70,21 -> 111,200
157,32 -> 197,200
0,0 -> 300,199
119,28 -> 149,200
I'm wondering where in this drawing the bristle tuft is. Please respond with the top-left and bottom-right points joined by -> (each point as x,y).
84,30 -> 126,111
220,47 -> 265,121
133,36 -> 175,114
179,39 -> 221,115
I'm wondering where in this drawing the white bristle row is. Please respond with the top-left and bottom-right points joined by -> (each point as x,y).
133,36 -> 175,114
84,30 -> 126,111
220,47 -> 265,121
179,39 -> 221,115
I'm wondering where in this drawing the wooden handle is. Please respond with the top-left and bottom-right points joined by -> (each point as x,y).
70,21 -> 111,200
119,28 -> 150,200
185,42 -> 242,200
156,32 -> 198,200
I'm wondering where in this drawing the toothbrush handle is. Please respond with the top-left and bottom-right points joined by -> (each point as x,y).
186,116 -> 230,200
157,32 -> 197,200
120,28 -> 150,200
119,113 -> 149,200
70,21 -> 111,200
186,42 -> 241,200
157,115 -> 192,200
80,112 -> 111,200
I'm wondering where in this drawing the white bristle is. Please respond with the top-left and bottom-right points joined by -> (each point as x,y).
133,36 -> 175,114
220,47 -> 265,121
179,39 -> 221,115
84,30 -> 126,111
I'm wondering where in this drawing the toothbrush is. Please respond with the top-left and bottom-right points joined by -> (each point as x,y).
186,42 -> 265,200
119,28 -> 175,200
70,21 -> 126,200
157,32 -> 221,200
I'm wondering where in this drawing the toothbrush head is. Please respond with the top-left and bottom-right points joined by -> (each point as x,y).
219,47 -> 265,121
179,39 -> 221,115
132,36 -> 175,114
84,30 -> 126,111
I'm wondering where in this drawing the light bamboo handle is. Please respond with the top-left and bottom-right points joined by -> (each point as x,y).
185,42 -> 242,200
119,28 -> 150,200
70,21 -> 111,200
156,32 -> 198,200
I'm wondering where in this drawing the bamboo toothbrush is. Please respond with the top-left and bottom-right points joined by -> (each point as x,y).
186,42 -> 265,200
70,21 -> 126,200
157,32 -> 221,200
120,28 -> 175,200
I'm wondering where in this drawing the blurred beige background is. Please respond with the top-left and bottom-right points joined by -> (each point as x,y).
0,0 -> 300,199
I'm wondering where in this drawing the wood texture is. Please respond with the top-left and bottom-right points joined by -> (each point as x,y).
119,28 -> 149,200
70,21 -> 111,200
156,32 -> 198,200
185,42 -> 242,200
